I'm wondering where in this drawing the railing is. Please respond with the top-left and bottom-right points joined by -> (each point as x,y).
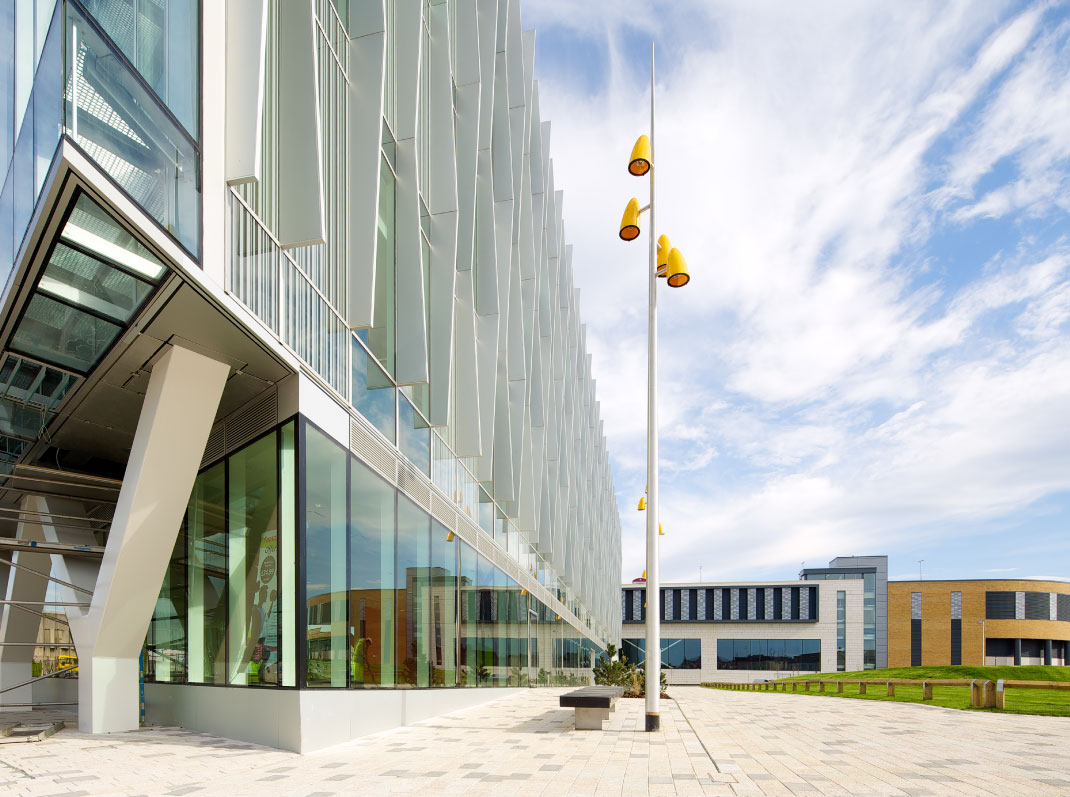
703,677 -> 1070,709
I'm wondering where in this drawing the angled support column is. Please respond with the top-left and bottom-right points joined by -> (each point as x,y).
68,345 -> 229,734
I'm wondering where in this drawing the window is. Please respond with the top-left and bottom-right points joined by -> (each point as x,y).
790,587 -> 800,620
350,457 -> 396,688
304,424 -> 348,687
398,393 -> 430,476
716,639 -> 821,672
187,462 -> 226,684
836,590 -> 845,671
773,587 -> 783,620
986,591 -> 1015,619
688,588 -> 698,621
396,495 -> 431,687
621,638 -> 700,669
227,434 -> 281,686
352,339 -> 395,443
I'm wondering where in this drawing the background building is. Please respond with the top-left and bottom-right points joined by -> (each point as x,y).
802,555 -> 888,669
0,0 -> 621,751
621,568 -> 867,684
889,580 -> 1070,667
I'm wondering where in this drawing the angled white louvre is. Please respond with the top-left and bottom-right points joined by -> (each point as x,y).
225,0 -> 268,185
277,0 -> 325,247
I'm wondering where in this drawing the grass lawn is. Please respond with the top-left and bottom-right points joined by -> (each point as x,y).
773,665 -> 1070,682
706,666 -> 1070,717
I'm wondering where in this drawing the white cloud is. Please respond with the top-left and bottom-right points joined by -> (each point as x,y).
525,1 -> 1070,581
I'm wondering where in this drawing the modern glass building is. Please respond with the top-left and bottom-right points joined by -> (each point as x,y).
0,0 -> 622,751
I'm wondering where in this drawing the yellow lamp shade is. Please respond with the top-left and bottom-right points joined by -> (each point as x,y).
642,569 -> 647,578
659,523 -> 665,535
628,134 -> 652,176
445,530 -> 455,542
619,197 -> 641,240
637,496 -> 646,511
656,234 -> 671,277
667,248 -> 690,287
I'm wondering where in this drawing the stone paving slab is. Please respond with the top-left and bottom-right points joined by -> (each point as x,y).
0,687 -> 1067,795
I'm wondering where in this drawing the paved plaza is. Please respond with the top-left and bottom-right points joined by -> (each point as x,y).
0,687 -> 1068,795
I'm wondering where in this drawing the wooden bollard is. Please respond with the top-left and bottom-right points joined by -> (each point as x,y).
818,681 -> 825,693
858,681 -> 866,695
836,681 -> 843,694
969,679 -> 980,706
922,681 -> 932,701
995,680 -> 1005,709
984,680 -> 996,708
886,681 -> 895,697
804,681 -> 810,691
792,682 -> 798,692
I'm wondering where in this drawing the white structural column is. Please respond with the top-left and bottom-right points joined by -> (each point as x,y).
68,346 -> 230,734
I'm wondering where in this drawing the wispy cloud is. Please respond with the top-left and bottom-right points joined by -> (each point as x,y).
526,1 -> 1070,582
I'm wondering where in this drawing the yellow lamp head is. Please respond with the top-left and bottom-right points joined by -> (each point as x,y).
628,134 -> 652,176
619,197 -> 641,241
659,523 -> 665,535
656,234 -> 671,278
637,496 -> 646,511
667,248 -> 690,288
445,530 -> 455,542
642,569 -> 647,579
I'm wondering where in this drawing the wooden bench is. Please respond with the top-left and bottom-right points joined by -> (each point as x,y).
560,686 -> 624,730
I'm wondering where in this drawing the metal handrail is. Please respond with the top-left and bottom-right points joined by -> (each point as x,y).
0,556 -> 94,595
0,664 -> 79,695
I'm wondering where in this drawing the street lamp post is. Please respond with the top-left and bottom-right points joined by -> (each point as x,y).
618,43 -> 691,733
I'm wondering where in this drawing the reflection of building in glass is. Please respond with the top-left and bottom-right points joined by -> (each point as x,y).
0,0 -> 620,751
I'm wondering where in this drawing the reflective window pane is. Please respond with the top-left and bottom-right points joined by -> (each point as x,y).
351,338 -> 395,443
37,243 -> 153,323
430,519 -> 457,687
398,393 -> 429,475
10,293 -> 122,371
304,424 -> 348,687
187,463 -> 226,683
227,434 -> 280,686
350,457 -> 395,687
458,539 -> 478,686
396,495 -> 430,687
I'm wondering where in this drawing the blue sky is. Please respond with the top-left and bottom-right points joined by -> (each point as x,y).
521,1 -> 1070,584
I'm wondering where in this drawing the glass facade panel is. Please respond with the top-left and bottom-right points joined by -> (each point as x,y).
37,242 -> 153,322
33,7 -> 60,194
351,338 -> 395,442
395,494 -> 430,687
227,434 -> 280,686
430,518 -> 457,687
304,424 -> 348,687
187,462 -> 226,683
67,2 -> 201,256
398,393 -> 429,476
79,0 -> 199,135
147,520 -> 186,682
458,538 -> 478,686
349,457 -> 395,687
716,638 -> 821,672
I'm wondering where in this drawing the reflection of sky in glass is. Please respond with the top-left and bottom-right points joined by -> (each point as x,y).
352,339 -> 395,442
398,394 -> 429,475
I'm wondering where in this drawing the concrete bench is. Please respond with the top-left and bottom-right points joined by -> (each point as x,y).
560,686 -> 624,730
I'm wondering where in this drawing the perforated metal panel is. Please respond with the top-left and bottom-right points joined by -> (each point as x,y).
350,418 -> 396,481
911,592 -> 922,620
226,390 -> 277,452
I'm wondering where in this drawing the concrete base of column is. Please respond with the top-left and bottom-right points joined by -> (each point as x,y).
77,656 -> 141,733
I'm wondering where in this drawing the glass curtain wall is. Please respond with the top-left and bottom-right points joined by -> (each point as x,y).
147,421 -> 297,688
149,417 -> 598,691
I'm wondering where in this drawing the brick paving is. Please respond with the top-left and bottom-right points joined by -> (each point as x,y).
0,687 -> 1067,795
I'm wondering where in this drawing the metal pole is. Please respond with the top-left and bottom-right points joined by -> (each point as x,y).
645,41 -> 660,733
0,556 -> 94,596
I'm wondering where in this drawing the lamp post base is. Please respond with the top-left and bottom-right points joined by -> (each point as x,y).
645,712 -> 660,732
